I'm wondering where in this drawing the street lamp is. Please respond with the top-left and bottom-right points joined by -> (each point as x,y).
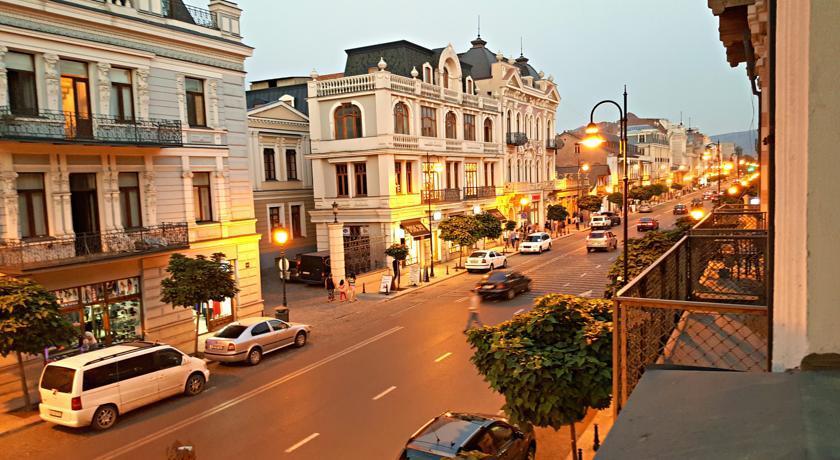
581,86 -> 629,287
272,227 -> 290,307
690,208 -> 706,221
331,201 -> 339,223
705,141 -> 722,201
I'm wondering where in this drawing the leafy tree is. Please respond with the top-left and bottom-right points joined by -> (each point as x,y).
607,192 -> 623,207
467,294 -> 613,455
670,183 -> 684,190
504,220 -> 516,232
384,243 -> 409,261
674,216 -> 695,232
578,195 -> 603,212
439,215 -> 481,268
161,253 -> 239,355
0,277 -> 78,409
650,183 -> 669,196
628,186 -> 652,201
546,204 -> 569,222
475,212 -> 503,241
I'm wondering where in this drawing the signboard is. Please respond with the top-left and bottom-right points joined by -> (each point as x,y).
379,275 -> 392,294
276,258 -> 290,280
409,265 -> 421,286
531,194 -> 541,201
401,219 -> 430,239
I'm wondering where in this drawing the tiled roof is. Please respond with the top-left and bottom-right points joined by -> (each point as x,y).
246,83 -> 309,115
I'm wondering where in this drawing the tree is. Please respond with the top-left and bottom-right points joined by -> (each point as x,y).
438,215 -> 481,268
161,253 -> 239,355
475,212 -> 503,241
628,186 -> 652,201
384,243 -> 409,261
0,277 -> 78,410
605,228 -> 686,296
504,220 -> 516,232
546,204 -> 569,222
670,183 -> 684,191
578,195 -> 603,213
607,192 -> 623,207
466,294 -> 613,455
650,183 -> 669,197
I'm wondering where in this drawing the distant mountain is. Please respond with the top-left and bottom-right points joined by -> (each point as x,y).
710,130 -> 758,156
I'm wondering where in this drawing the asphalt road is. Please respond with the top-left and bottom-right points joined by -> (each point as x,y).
6,190 -> 709,460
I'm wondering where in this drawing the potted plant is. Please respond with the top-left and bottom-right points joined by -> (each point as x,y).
384,243 -> 409,263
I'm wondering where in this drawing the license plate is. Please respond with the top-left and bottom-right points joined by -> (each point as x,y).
302,271 -> 310,275
209,344 -> 225,350
49,410 -> 62,417
482,284 -> 494,289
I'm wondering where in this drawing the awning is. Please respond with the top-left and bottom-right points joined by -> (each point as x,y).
486,209 -> 505,221
401,219 -> 430,239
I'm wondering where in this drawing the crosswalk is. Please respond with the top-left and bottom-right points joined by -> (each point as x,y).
519,244 -> 617,299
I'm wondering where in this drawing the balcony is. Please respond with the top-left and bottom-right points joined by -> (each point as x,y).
546,138 -> 557,149
614,208 -> 770,410
0,107 -> 182,146
161,0 -> 218,30
421,188 -> 461,203
0,223 -> 189,273
506,132 -> 527,146
463,186 -> 496,200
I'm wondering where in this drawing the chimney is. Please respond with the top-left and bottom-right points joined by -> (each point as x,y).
208,0 -> 241,38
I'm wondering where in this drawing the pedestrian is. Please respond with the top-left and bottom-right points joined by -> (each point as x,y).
464,292 -> 484,332
348,272 -> 357,302
512,230 -> 520,249
560,219 -> 567,235
545,220 -> 550,235
575,215 -> 580,230
325,273 -> 336,302
80,331 -> 97,352
338,279 -> 348,302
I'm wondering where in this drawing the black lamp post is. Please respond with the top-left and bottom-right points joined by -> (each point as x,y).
331,201 -> 339,223
272,227 -> 290,307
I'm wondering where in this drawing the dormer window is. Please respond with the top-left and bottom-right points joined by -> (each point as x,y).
442,68 -> 449,89
466,77 -> 474,94
423,64 -> 433,83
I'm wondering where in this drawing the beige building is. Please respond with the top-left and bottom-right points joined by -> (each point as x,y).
0,0 -> 261,354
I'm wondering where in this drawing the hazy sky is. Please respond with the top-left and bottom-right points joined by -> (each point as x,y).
222,0 -> 757,135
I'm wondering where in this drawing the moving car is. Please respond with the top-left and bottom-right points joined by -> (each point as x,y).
518,232 -> 552,254
691,198 -> 703,208
673,204 -> 688,215
637,203 -> 653,213
589,215 -> 612,230
204,317 -> 311,365
599,211 -> 621,226
399,412 -> 536,460
703,191 -> 714,201
293,251 -> 330,285
637,217 -> 660,232
38,342 -> 209,430
586,231 -> 618,252
465,250 -> 507,273
475,271 -> 532,300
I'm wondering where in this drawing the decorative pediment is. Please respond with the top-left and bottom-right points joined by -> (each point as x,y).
248,99 -> 309,123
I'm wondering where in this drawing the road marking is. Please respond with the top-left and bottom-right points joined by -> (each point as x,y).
580,272 -> 588,277
564,283 -> 570,287
285,433 -> 320,453
372,386 -> 397,401
595,264 -> 602,269
95,326 -> 404,460
514,308 -> 525,315
455,296 -> 468,303
434,352 -> 453,363
390,302 -> 422,317
579,290 -> 593,297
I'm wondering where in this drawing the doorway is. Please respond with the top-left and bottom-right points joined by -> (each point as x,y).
60,60 -> 92,139
70,173 -> 100,256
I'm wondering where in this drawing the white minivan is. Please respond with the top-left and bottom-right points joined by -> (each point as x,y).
38,342 -> 209,430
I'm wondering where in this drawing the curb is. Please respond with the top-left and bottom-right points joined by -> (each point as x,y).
0,414 -> 42,438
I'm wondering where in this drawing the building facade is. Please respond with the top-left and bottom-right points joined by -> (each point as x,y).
0,0 -> 261,353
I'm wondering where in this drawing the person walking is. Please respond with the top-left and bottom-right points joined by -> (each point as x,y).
574,214 -> 580,230
512,229 -> 520,250
560,219 -> 567,235
348,272 -> 357,302
464,292 -> 484,332
338,279 -> 348,302
325,273 -> 336,302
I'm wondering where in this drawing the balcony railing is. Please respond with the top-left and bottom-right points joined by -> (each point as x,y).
421,188 -> 461,203
0,223 -> 189,272
506,132 -> 527,146
463,186 -> 496,200
614,209 -> 770,411
546,138 -> 557,149
0,107 -> 182,146
161,0 -> 219,30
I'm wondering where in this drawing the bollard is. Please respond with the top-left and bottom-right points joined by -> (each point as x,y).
578,448 -> 583,460
593,423 -> 600,451
362,283 -> 366,294
446,264 -> 449,275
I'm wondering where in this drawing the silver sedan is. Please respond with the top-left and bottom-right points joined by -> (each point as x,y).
204,317 -> 311,365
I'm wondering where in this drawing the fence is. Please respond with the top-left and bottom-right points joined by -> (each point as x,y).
343,234 -> 388,276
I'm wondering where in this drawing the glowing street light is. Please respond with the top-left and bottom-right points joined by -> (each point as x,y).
581,162 -> 590,172
520,197 -> 529,206
690,209 -> 706,220
728,185 -> 740,195
272,227 -> 290,307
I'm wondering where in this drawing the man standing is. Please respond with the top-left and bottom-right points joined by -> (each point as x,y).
325,272 -> 336,302
464,292 -> 484,332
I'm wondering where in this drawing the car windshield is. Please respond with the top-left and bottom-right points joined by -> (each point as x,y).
525,235 -> 542,242
640,218 -> 653,222
40,365 -> 75,393
215,324 -> 247,339
401,449 -> 442,460
589,232 -> 605,238
469,252 -> 487,258
675,205 -> 685,208
483,272 -> 508,282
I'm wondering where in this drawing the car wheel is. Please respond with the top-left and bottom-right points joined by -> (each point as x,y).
294,331 -> 307,348
548,243 -> 552,251
525,281 -> 532,292
184,372 -> 206,396
91,404 -> 118,431
489,264 -> 494,271
247,347 -> 262,366
506,289 -> 516,300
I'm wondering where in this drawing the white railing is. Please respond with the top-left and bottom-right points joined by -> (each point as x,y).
481,98 -> 500,112
463,93 -> 480,108
390,74 -> 416,94
315,74 -> 375,97
420,81 -> 441,100
443,88 -> 460,103
393,134 -> 419,150
445,139 -> 463,152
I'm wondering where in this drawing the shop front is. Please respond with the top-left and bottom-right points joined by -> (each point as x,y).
52,276 -> 143,346
400,219 -> 430,267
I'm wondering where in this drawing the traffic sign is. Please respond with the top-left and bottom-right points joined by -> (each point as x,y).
277,257 -> 290,272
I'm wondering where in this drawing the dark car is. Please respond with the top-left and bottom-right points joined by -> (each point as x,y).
599,211 -> 621,226
399,412 -> 535,460
673,204 -> 688,215
292,251 -> 331,285
475,271 -> 531,301
637,217 -> 660,232
691,198 -> 703,208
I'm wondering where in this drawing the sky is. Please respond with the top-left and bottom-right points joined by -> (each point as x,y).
215,0 -> 758,136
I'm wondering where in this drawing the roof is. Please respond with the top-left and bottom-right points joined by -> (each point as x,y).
246,83 -> 309,115
50,342 -> 159,368
406,413 -> 493,456
514,55 -> 541,80
458,36 -> 498,80
342,39 -> 472,79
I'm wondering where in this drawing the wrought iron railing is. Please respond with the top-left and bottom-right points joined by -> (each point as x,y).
463,186 -> 496,199
0,223 -> 189,272
421,188 -> 461,203
614,209 -> 770,411
506,132 -> 527,146
161,0 -> 219,30
0,107 -> 182,146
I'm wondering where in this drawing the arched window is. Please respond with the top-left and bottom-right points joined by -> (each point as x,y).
445,111 -> 457,139
507,159 -> 512,182
423,65 -> 432,83
536,119 -> 541,140
443,68 -> 449,89
546,159 -> 552,180
506,110 -> 512,134
334,103 -> 362,139
466,78 -> 473,94
517,159 -> 522,182
516,113 -> 521,133
393,102 -> 409,135
483,118 -> 493,142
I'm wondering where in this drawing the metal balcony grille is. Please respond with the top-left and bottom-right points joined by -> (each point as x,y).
506,132 -> 527,146
463,186 -> 496,199
421,188 -> 461,203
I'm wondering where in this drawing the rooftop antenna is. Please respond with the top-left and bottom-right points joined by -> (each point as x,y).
680,111 -> 683,125
689,116 -> 692,129
477,15 -> 480,38
520,36 -> 524,56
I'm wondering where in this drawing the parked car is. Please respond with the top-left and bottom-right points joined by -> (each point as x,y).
399,412 -> 536,460
204,317 -> 311,365
673,204 -> 688,215
292,251 -> 331,285
586,231 -> 618,252
703,191 -> 714,201
637,203 -> 653,213
637,217 -> 660,231
598,211 -> 621,226
38,342 -> 209,430
465,250 -> 507,273
475,271 -> 532,300
518,232 -> 552,254
589,215 -> 612,230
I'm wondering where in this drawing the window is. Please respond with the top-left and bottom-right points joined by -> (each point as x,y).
464,114 -> 476,141
394,102 -> 410,135
117,353 -> 156,381
405,162 -> 413,193
507,160 -> 512,182
483,118 -> 493,142
41,365 -> 76,393
488,423 -> 515,451
442,68 -> 449,89
263,148 -> 276,181
269,319 -> 288,331
423,66 -> 432,83
334,103 -> 362,139
110,68 -> 134,122
17,173 -> 48,239
395,161 -> 402,193
82,363 -> 118,391
506,110 -> 511,134
7,51 -> 38,116
268,206 -> 282,230
336,164 -> 349,197
536,119 -> 541,140
155,349 -> 183,370
185,77 -> 206,127
354,163 -> 367,196
465,163 -> 477,189
516,113 -> 521,132
286,150 -> 298,180
251,322 -> 270,336
445,111 -> 457,139
290,205 -> 302,238
421,106 -> 436,137
484,163 -> 495,187
466,79 -> 473,94
192,172 -> 213,222
119,172 -> 142,229
446,162 -> 459,189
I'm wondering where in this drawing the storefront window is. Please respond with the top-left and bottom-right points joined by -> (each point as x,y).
197,260 -> 236,334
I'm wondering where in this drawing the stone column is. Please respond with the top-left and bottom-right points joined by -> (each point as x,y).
175,75 -> 187,125
136,68 -> 150,119
43,54 -> 60,111
327,222 -> 345,282
0,45 -> 8,108
0,167 -> 18,239
142,169 -> 157,226
207,79 -> 220,129
97,62 -> 111,116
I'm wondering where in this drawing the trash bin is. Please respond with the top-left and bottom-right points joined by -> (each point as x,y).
274,306 -> 289,322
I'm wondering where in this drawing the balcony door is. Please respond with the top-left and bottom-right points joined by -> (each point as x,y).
60,60 -> 93,139
70,173 -> 101,256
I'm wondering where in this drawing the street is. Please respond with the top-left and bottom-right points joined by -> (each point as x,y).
6,193 -> 706,460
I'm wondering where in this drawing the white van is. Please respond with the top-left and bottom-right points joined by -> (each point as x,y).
38,342 -> 209,430
590,215 -> 611,230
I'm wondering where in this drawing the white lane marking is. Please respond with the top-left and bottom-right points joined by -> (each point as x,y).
580,272 -> 588,277
285,433 -> 320,453
579,290 -> 593,297
372,386 -> 397,401
564,283 -> 571,287
95,326 -> 404,460
514,308 -> 525,315
434,352 -> 453,363
455,296 -> 468,303
595,264 -> 602,269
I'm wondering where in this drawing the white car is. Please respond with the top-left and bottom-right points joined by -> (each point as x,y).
586,230 -> 618,252
465,250 -> 507,272
519,232 -> 552,254
590,215 -> 612,229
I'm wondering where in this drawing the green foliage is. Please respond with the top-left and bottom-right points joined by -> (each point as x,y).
0,277 -> 78,357
605,229 -> 686,296
504,220 -> 517,232
649,183 -> 669,196
438,215 -> 481,248
546,204 -> 569,222
577,195 -> 603,212
384,243 -> 409,260
628,186 -> 652,201
466,294 -> 613,429
161,253 -> 239,310
674,216 -> 695,232
475,212 -> 503,240
670,183 -> 684,190
607,192 -> 623,206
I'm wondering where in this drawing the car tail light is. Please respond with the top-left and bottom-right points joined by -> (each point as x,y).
71,397 -> 82,411
227,343 -> 235,351
481,259 -> 486,263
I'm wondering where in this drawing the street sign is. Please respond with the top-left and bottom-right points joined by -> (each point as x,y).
409,265 -> 420,286
379,275 -> 392,294
277,257 -> 290,272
